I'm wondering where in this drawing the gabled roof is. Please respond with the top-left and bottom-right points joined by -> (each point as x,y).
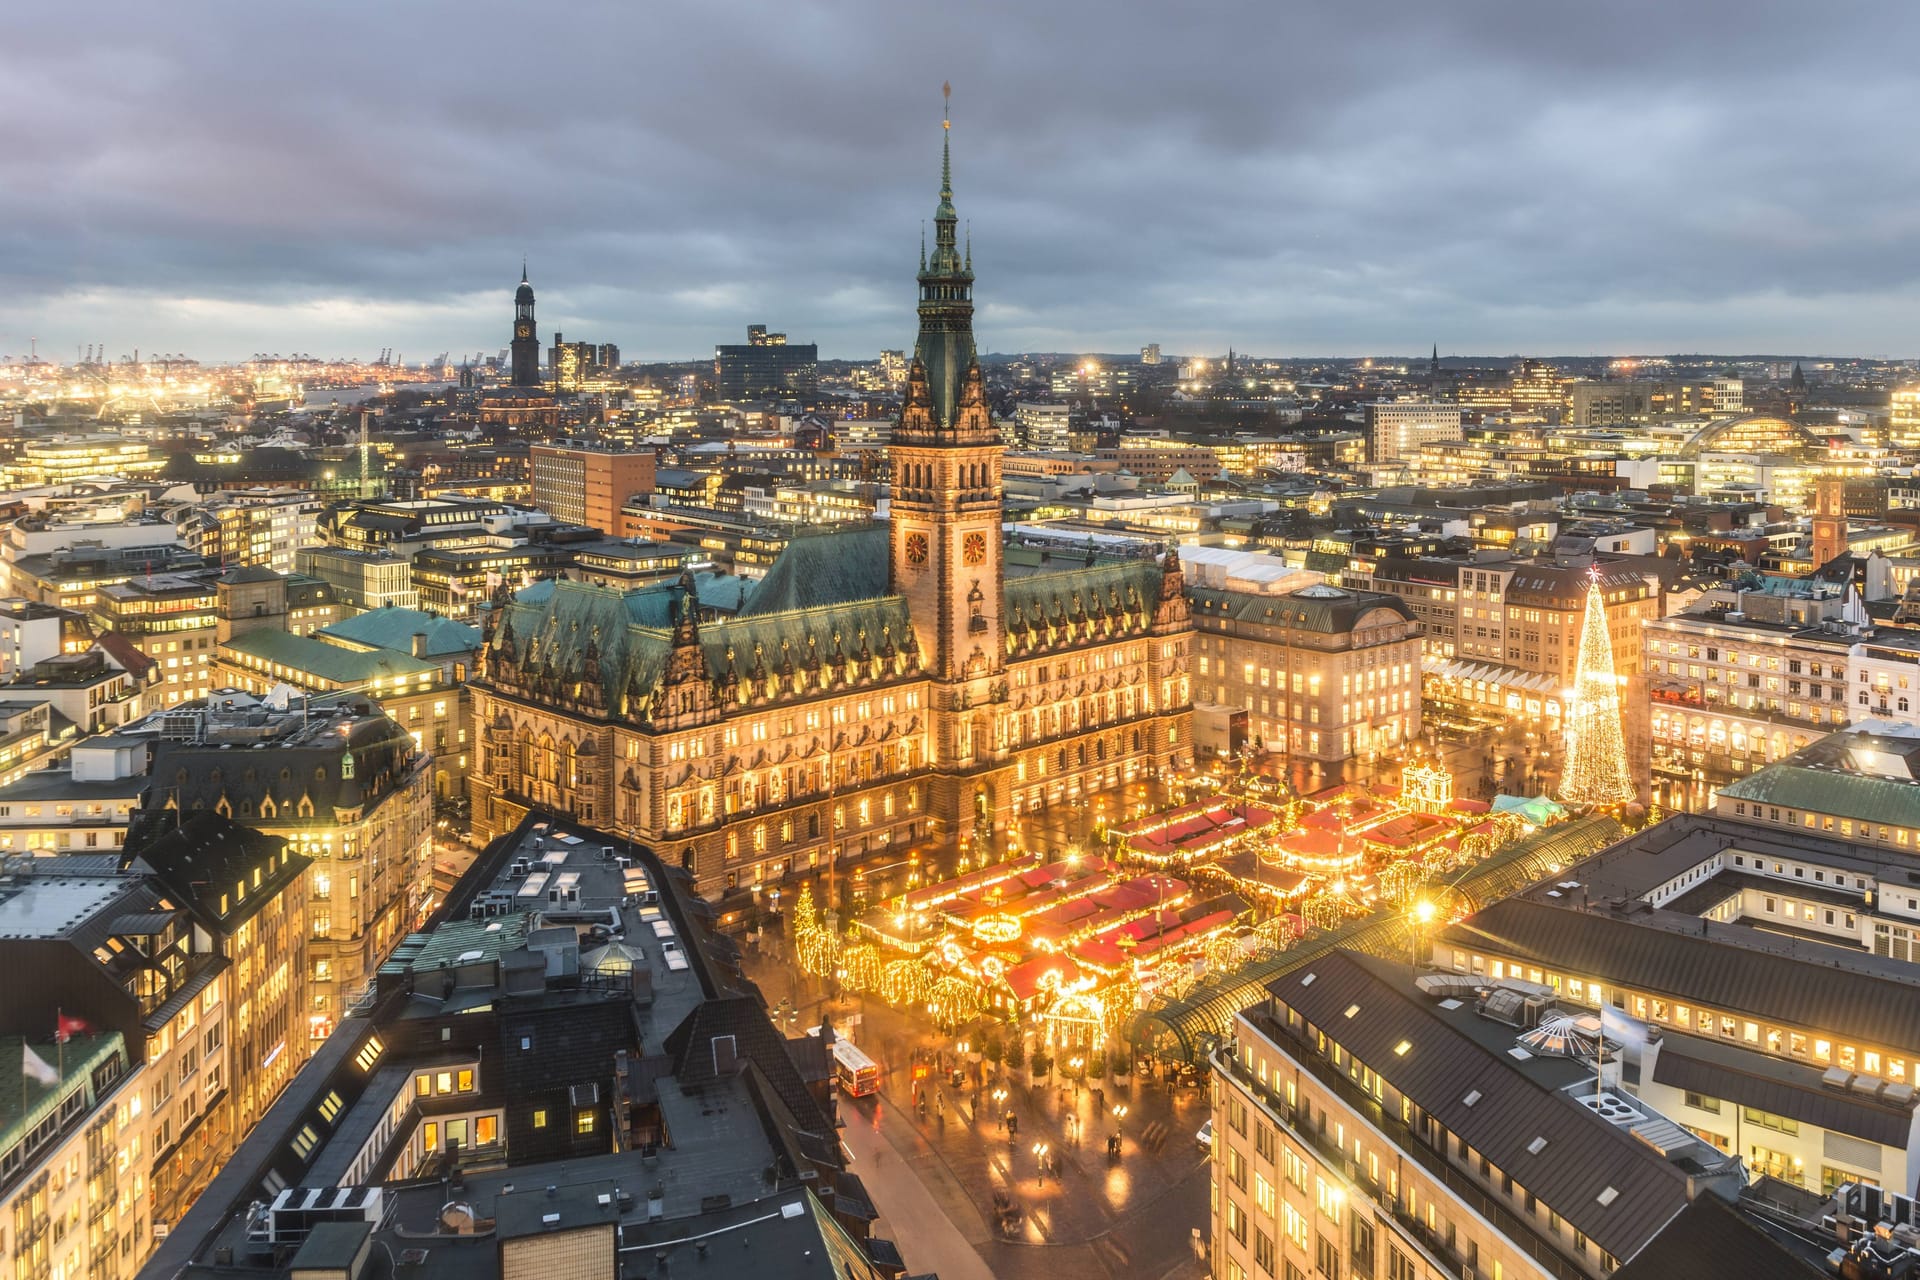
91,630 -> 156,679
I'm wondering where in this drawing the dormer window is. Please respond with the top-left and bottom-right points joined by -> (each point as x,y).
340,751 -> 355,780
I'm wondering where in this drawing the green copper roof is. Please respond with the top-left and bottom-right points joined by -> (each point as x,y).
910,114 -> 977,433
1719,765 -> 1920,831
740,525 -> 891,617
318,607 -> 480,657
223,629 -> 439,685
1004,558 -> 1164,648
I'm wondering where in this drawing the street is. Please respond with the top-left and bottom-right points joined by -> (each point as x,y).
753,949 -> 1211,1280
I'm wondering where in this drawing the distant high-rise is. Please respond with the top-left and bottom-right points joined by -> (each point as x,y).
714,323 -> 818,398
1140,343 -> 1162,365
510,267 -> 540,387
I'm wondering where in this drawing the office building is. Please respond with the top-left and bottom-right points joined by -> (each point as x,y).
529,441 -> 657,533
1364,402 -> 1465,462
1437,807 -> 1920,1197
1190,582 -> 1421,764
1213,944 -> 1745,1280
546,334 -> 619,389
1645,577 -> 1860,811
1566,378 -> 1744,427
1141,343 -> 1162,364
90,573 -> 220,708
714,324 -> 818,398
138,690 -> 433,1043
293,547 -> 419,613
1891,387 -> 1920,452
1,433 -> 166,486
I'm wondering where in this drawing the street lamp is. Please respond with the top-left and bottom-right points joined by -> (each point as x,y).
1031,1141 -> 1050,1185
1410,898 -> 1436,973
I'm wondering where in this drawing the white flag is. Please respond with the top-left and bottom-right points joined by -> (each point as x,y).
22,1043 -> 57,1087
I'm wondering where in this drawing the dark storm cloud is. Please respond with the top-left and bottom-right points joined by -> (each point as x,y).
6,0 -> 1920,361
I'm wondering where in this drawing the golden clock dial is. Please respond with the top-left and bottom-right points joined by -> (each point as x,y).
905,532 -> 929,565
963,532 -> 988,565
516,323 -> 532,338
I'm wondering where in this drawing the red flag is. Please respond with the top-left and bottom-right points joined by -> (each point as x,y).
54,1012 -> 89,1044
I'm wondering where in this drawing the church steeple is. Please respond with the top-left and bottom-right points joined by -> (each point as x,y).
511,267 -> 539,387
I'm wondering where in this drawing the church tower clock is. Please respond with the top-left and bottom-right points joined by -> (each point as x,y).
510,266 -> 540,387
887,89 -> 1009,838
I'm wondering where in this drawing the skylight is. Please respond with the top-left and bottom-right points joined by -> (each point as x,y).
1597,1186 -> 1619,1206
1463,1090 -> 1482,1107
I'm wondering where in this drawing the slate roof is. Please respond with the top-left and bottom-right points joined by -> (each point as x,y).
1271,949 -> 1695,1263
125,811 -> 306,930
1612,1194 -> 1822,1280
1004,557 -> 1163,654
1447,896 -> 1920,1053
1650,1034 -> 1914,1147
662,994 -> 834,1138
1187,583 -> 1413,634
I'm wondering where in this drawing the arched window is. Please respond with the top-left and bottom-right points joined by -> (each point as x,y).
340,751 -> 355,780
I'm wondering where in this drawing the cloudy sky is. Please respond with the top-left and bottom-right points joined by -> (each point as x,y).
7,0 -> 1920,364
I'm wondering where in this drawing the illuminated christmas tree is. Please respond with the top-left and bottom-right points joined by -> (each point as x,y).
1560,572 -> 1635,808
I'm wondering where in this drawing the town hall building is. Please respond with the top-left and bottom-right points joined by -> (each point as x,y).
467,118 -> 1194,900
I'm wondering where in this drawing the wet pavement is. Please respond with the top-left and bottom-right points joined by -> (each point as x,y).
755,955 -> 1212,1280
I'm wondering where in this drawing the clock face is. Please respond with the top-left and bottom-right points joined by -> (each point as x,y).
516,323 -> 532,339
963,532 -> 988,566
905,532 -> 929,566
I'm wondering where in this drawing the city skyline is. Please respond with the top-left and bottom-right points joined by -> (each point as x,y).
11,1 -> 1920,362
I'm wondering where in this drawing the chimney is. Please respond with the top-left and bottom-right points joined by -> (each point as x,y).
411,632 -> 428,659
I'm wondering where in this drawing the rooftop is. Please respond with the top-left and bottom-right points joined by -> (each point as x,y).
314,606 -> 481,657
1256,948 -> 1739,1264
220,628 -> 441,685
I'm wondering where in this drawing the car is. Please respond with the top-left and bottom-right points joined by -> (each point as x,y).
1196,1119 -> 1213,1150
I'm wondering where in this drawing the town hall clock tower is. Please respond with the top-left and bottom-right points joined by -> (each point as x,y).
888,94 -> 1011,841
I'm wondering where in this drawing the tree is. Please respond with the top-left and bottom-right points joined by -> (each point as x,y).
983,1032 -> 1005,1068
1560,573 -> 1635,808
1007,1033 -> 1027,1071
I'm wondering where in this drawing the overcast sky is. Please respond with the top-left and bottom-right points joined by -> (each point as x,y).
8,0 -> 1920,365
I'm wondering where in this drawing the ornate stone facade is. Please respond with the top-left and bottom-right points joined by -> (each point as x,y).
466,119 -> 1192,899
